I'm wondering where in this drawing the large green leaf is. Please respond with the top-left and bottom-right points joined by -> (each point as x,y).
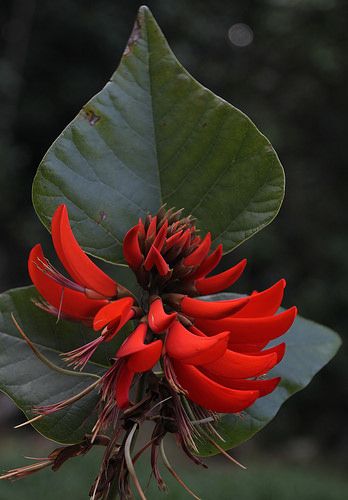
32,6 -> 284,264
196,293 -> 341,456
0,286 -> 131,444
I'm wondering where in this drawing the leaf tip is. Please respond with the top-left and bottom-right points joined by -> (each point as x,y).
138,5 -> 152,15
136,5 -> 160,32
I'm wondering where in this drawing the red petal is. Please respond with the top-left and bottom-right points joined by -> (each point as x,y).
127,340 -> 163,372
166,320 -> 228,365
255,342 -> 286,363
116,323 -> 148,358
144,246 -> 170,276
102,309 -> 135,341
52,204 -> 117,297
183,232 -> 211,267
50,205 -> 76,276
123,224 -> 144,270
148,298 -> 176,333
233,280 -> 286,318
195,259 -> 246,295
115,363 -> 134,409
189,244 -> 223,280
227,342 -> 286,359
164,230 -> 191,261
164,230 -> 184,251
180,295 -> 249,319
93,297 -> 134,331
228,341 -> 269,353
138,218 -> 146,240
188,325 -> 208,337
28,244 -> 107,320
172,361 -> 259,413
200,348 -> 278,379
195,307 -> 297,344
178,229 -> 191,250
201,374 -> 281,397
146,215 -> 157,240
153,220 -> 168,252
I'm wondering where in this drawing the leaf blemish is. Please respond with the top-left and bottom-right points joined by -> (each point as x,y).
123,19 -> 141,56
98,211 -> 107,224
84,109 -> 101,126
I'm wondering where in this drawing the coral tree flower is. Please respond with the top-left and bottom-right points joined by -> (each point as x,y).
29,204 -> 297,414
26,203 -> 297,496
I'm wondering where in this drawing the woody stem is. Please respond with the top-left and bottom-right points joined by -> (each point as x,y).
106,373 -> 148,499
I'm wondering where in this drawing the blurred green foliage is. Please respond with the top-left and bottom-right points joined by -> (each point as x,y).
0,0 -> 347,472
0,436 -> 347,499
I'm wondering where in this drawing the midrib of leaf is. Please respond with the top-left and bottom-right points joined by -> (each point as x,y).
142,9 -> 162,206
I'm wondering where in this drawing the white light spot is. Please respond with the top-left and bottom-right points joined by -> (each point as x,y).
228,23 -> 254,47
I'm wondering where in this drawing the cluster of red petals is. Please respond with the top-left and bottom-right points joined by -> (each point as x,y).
29,204 -> 297,416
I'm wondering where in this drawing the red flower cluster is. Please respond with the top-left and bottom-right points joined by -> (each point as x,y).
28,204 -> 297,416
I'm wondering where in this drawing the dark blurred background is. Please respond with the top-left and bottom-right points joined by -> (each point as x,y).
0,0 -> 347,498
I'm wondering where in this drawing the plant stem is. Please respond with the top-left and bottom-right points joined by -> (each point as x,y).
105,373 -> 148,499
106,473 -> 120,500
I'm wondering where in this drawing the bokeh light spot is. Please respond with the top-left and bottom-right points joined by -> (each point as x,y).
228,23 -> 254,47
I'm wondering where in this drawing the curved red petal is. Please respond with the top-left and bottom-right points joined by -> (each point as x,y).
148,298 -> 177,333
200,347 -> 278,379
153,220 -> 168,252
228,341 -> 269,353
189,244 -> 223,280
233,279 -> 286,318
28,244 -> 107,320
93,297 -> 134,331
153,247 -> 170,275
180,295 -> 249,319
255,342 -> 286,363
146,215 -> 157,240
138,218 -> 146,240
183,232 -> 211,267
195,307 -> 297,344
166,320 -> 228,365
123,224 -> 144,270
127,340 -> 163,372
144,246 -> 170,276
188,325 -> 207,337
103,309 -> 135,342
201,374 -> 281,397
177,229 -> 191,250
164,230 -> 184,251
116,323 -> 148,358
50,205 -> 77,278
52,204 -> 117,297
195,258 -> 246,295
193,327 -> 284,358
172,361 -> 259,413
115,363 -> 135,409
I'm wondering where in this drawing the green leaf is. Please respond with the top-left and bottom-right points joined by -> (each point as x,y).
0,286 -> 131,444
196,293 -> 341,456
32,6 -> 284,264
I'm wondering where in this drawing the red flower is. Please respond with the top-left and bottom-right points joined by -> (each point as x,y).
28,204 -> 297,416
23,203 -> 298,497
